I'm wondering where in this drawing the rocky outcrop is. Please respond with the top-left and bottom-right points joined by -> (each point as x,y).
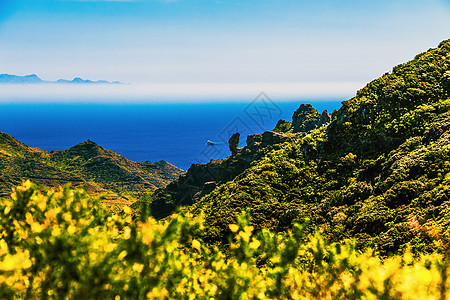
149,160 -> 225,219
273,119 -> 292,133
148,103 -> 328,219
246,131 -> 289,150
149,131 -> 292,219
320,110 -> 331,125
331,102 -> 349,126
246,133 -> 263,149
229,133 -> 240,155
292,104 -> 331,133
262,131 -> 288,146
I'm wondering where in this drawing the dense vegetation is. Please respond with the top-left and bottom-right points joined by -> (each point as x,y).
1,182 -> 449,299
181,40 -> 450,255
0,134 -> 182,205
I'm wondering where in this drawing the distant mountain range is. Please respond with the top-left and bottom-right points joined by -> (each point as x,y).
0,73 -> 123,84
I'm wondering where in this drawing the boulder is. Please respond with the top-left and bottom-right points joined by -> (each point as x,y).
292,104 -> 330,133
273,119 -> 292,132
246,133 -> 263,149
246,131 -> 288,149
261,131 -> 288,147
320,110 -> 331,125
331,105 -> 349,126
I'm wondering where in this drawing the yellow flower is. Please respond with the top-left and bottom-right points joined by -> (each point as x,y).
45,209 -> 57,221
124,227 -> 131,239
63,213 -> 72,223
0,251 -> 31,271
31,222 -> 44,233
403,251 -> 413,265
17,180 -> 33,191
0,240 -> 7,251
52,228 -> 62,237
133,263 -> 144,273
229,224 -> 239,232
25,212 -> 34,225
192,239 -> 201,251
123,206 -> 132,214
118,250 -> 128,260
3,206 -> 10,215
104,243 -> 116,253
211,285 -> 218,294
37,194 -> 47,211
238,231 -> 251,242
22,258 -> 32,269
244,226 -> 254,234
249,240 -> 261,249
0,254 -> 18,271
67,225 -> 77,235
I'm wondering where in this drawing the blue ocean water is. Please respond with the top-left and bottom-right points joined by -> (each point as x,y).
0,100 -> 342,170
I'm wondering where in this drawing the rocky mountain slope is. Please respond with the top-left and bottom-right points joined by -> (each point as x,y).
143,39 -> 450,254
0,132 -> 182,206
146,106 -> 330,219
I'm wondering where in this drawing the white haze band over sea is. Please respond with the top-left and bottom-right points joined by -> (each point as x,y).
0,82 -> 365,103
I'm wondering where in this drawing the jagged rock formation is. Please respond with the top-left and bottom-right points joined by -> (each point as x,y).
146,102 -> 331,219
146,100 -> 335,220
228,133 -> 240,156
271,105 -> 330,134
292,104 -> 331,133
147,130 -> 293,219
148,160 -> 224,219
273,119 -> 292,132
246,131 -> 289,150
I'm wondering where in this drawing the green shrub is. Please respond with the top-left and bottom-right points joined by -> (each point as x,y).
1,182 -> 449,299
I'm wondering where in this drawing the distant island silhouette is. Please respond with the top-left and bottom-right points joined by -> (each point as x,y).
0,73 -> 123,85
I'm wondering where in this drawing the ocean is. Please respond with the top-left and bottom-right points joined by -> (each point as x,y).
0,99 -> 342,170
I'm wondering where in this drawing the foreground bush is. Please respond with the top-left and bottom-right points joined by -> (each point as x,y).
0,181 -> 449,299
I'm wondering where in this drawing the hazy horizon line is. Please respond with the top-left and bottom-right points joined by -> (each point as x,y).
0,81 -> 365,103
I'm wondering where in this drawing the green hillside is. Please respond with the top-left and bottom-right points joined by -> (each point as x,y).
143,40 -> 450,255
2,40 -> 450,299
0,133 -> 183,206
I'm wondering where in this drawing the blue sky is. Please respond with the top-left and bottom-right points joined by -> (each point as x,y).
1,0 -> 450,101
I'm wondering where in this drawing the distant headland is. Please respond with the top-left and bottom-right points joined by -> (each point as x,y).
0,73 -> 123,85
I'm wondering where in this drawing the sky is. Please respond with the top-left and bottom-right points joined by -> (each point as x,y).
0,0 -> 450,102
